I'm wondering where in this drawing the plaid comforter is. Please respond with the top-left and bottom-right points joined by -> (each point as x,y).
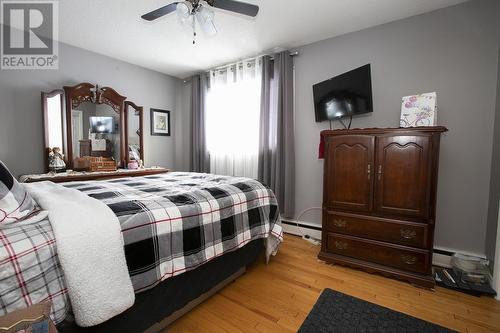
66,172 -> 283,292
0,172 -> 282,323
0,220 -> 70,324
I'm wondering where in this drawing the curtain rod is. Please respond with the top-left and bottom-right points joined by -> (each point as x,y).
183,51 -> 299,83
270,51 -> 299,60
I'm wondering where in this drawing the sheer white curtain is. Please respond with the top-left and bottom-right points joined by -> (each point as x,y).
206,57 -> 262,178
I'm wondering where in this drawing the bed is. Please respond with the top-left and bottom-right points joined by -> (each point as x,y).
0,172 -> 282,332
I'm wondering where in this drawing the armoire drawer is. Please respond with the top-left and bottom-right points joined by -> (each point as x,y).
325,212 -> 428,248
326,233 -> 430,274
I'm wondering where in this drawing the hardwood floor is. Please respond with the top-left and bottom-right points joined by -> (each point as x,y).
168,234 -> 500,332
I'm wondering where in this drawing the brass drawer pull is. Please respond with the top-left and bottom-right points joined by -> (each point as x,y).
334,241 -> 348,250
401,254 -> 417,265
400,229 -> 417,239
377,165 -> 383,180
333,219 -> 347,228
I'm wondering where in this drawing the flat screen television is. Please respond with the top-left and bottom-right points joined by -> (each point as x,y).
313,64 -> 373,122
90,116 -> 114,134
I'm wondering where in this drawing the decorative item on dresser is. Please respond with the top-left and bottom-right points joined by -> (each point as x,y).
318,126 -> 448,288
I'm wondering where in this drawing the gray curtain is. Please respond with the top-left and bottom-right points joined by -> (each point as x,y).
190,74 -> 210,173
258,51 -> 295,218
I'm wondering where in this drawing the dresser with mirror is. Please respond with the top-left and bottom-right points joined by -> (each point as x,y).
65,83 -> 126,170
23,82 -> 168,183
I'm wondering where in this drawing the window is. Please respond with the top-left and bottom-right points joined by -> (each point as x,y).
206,58 -> 262,178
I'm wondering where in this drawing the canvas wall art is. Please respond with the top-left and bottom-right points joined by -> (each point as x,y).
400,92 -> 437,127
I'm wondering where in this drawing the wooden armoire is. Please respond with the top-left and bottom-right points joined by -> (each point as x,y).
318,127 -> 447,288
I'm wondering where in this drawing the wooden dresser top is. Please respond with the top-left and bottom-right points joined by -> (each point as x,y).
20,167 -> 170,183
321,126 -> 448,136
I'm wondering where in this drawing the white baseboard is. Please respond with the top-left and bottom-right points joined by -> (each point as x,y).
282,220 -> 322,240
432,252 -> 452,268
433,246 -> 487,260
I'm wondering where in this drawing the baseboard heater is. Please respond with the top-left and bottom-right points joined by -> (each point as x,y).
281,219 -> 454,268
282,220 -> 322,231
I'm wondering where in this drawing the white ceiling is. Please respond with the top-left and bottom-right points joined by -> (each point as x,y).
59,0 -> 467,78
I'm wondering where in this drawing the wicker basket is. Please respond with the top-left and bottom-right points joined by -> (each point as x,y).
73,157 -> 117,172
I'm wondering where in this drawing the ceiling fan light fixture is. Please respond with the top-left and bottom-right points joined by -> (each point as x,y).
196,4 -> 217,36
142,0 -> 259,43
176,1 -> 192,25
198,3 -> 215,21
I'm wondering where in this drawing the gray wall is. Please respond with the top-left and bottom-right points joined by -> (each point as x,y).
174,80 -> 192,172
0,38 -> 181,177
293,0 -> 500,255
486,44 -> 500,264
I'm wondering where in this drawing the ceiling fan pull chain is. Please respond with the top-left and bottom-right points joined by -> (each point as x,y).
192,16 -> 197,45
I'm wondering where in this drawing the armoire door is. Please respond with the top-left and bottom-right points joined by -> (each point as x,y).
325,135 -> 374,212
374,135 -> 431,219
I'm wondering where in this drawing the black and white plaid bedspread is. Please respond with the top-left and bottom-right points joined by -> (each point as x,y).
64,172 -> 283,292
0,172 -> 282,323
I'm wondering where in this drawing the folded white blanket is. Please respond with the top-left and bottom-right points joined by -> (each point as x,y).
24,182 -> 135,327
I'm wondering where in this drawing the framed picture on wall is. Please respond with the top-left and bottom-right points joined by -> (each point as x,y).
150,108 -> 171,136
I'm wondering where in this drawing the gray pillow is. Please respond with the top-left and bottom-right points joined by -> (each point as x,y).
0,161 -> 38,225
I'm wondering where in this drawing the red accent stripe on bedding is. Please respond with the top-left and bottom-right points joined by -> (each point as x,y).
0,230 -> 33,307
121,194 -> 274,233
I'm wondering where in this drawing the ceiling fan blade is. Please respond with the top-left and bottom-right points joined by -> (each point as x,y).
141,3 -> 179,21
209,0 -> 259,17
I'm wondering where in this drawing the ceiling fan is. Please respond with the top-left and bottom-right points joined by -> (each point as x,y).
141,0 -> 259,44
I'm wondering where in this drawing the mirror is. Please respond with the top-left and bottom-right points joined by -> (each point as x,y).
42,89 -> 66,173
64,83 -> 127,170
71,102 -> 122,164
125,101 -> 144,168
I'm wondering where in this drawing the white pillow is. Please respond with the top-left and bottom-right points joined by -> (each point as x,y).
0,160 -> 40,226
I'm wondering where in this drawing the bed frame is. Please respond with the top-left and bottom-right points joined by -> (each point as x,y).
144,267 -> 246,333
57,238 -> 264,333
